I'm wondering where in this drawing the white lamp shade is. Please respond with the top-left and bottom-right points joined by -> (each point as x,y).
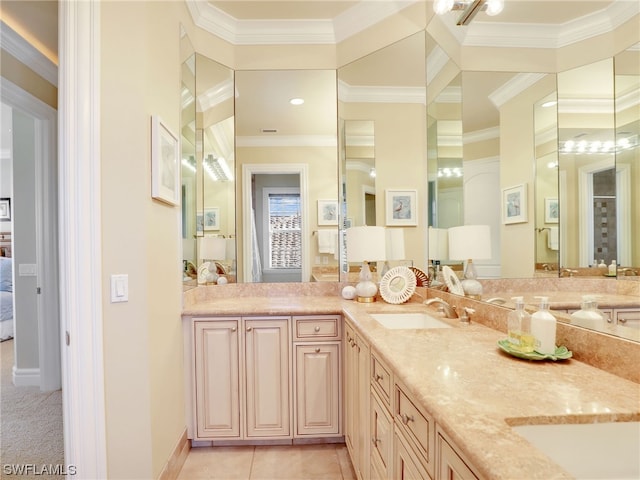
225,238 -> 236,260
428,227 -> 449,260
448,225 -> 491,260
346,226 -> 386,263
385,228 -> 405,261
198,236 -> 227,261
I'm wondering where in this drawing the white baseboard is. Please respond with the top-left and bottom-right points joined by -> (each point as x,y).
12,366 -> 40,387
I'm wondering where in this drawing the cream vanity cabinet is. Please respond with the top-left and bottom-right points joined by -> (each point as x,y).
191,316 -> 291,441
292,315 -> 342,437
436,426 -> 479,480
613,308 -> 640,329
344,318 -> 371,480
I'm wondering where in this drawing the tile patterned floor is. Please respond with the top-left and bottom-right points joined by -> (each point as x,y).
177,444 -> 356,480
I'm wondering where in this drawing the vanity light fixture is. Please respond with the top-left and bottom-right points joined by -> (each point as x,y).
433,0 -> 504,25
182,155 -> 196,173
437,167 -> 463,177
204,154 -> 233,181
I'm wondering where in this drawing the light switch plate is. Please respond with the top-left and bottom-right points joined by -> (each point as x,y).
18,264 -> 37,276
110,274 -> 128,303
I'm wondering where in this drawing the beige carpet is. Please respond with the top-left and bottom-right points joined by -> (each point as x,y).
0,339 -> 64,479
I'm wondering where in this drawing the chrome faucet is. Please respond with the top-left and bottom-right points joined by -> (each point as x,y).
560,268 -> 578,277
424,297 -> 458,319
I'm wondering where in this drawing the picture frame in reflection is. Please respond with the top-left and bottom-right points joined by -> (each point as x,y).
386,189 -> 417,226
204,207 -> 220,231
317,200 -> 338,226
545,197 -> 559,223
502,184 -> 527,224
151,115 -> 180,206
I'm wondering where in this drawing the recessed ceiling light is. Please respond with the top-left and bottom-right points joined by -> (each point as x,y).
289,98 -> 304,106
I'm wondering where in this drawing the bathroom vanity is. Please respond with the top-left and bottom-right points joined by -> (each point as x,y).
182,284 -> 640,479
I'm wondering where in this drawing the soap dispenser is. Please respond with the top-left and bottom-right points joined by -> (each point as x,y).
608,260 -> 617,276
570,295 -> 605,330
531,296 -> 557,355
507,297 -> 534,353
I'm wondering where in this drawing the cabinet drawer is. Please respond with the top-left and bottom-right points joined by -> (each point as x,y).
371,351 -> 392,408
614,309 -> 640,329
293,315 -> 341,340
394,383 -> 435,477
370,390 -> 393,478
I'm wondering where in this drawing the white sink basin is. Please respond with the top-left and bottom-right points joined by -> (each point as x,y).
370,313 -> 452,330
513,421 -> 640,479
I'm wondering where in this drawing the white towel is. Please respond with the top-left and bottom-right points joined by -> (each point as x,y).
548,227 -> 559,251
317,229 -> 337,254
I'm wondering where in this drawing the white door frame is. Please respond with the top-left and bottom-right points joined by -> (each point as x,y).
58,1 -> 108,477
242,164 -> 309,282
0,80 -> 60,392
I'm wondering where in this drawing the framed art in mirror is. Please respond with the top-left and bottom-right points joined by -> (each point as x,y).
0,198 -> 10,221
317,200 -> 338,226
385,189 -> 417,226
151,115 -> 180,206
204,207 -> 220,231
545,198 -> 559,224
502,184 -> 527,225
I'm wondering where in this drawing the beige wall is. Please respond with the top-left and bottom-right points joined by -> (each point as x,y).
100,2 -> 188,478
500,75 -> 556,278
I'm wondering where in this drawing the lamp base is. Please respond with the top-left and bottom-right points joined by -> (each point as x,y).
357,295 -> 377,303
461,278 -> 483,299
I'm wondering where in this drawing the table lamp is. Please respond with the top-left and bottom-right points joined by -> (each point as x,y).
346,226 -> 386,303
381,228 -> 406,276
197,236 -> 227,285
448,225 -> 491,299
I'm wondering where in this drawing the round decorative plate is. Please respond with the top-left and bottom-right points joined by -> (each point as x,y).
442,265 -> 464,295
379,266 -> 417,304
409,267 -> 429,287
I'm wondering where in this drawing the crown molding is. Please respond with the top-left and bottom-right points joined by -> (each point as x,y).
426,45 -> 450,85
558,97 -> 615,115
489,73 -> 547,109
441,0 -> 639,49
187,0 -> 418,45
236,135 -> 337,147
338,80 -> 425,104
0,21 -> 58,86
464,126 -> 499,144
197,79 -> 234,112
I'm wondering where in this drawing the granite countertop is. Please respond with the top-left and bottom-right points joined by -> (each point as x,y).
183,295 -> 640,480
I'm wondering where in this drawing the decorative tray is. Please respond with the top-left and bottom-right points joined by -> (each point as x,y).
379,266 -> 417,304
497,339 -> 572,361
409,266 -> 429,287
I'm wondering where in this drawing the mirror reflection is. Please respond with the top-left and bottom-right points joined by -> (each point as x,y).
235,69 -> 339,283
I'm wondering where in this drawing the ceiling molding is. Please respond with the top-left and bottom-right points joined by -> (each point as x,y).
489,73 -> 547,109
426,45 -> 450,86
0,21 -> 58,86
236,135 -> 337,147
197,79 -> 235,112
339,80 -> 426,104
441,0 -> 639,49
464,126 -> 499,144
558,97 -> 615,115
187,0 -> 418,45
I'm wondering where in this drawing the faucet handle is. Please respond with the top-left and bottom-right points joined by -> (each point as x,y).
459,307 -> 475,324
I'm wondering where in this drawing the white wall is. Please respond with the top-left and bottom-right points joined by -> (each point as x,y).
11,109 -> 39,377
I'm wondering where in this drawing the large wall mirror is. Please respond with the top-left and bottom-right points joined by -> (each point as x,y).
235,69 -> 339,283
180,15 -> 638,340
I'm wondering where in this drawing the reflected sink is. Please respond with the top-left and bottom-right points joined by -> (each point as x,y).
513,421 -> 640,479
370,313 -> 452,330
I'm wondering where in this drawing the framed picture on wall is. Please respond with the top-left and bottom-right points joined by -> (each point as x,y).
151,115 -> 180,206
0,198 -> 10,221
545,197 -> 559,223
317,200 -> 338,226
502,184 -> 527,224
385,189 -> 417,226
204,207 -> 220,230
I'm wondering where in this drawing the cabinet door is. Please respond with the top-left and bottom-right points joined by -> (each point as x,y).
370,391 -> 392,479
194,320 -> 240,439
394,430 -> 429,480
244,317 -> 291,437
344,323 -> 357,455
356,331 -> 371,480
437,433 -> 479,480
294,343 -> 341,436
